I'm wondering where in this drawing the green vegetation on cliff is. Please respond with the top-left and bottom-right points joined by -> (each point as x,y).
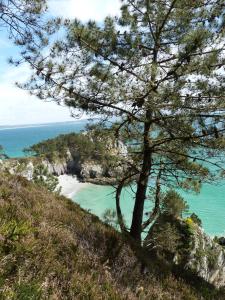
24,129 -> 120,165
0,174 -> 225,299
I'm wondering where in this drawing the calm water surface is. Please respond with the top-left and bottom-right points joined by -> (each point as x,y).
0,121 -> 87,158
75,182 -> 225,236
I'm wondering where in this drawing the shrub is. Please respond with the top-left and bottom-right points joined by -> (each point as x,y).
148,221 -> 182,257
161,190 -> 189,218
33,164 -> 60,193
102,209 -> 122,229
190,213 -> 202,227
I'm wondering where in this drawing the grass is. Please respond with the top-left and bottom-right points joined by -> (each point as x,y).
0,173 -> 224,299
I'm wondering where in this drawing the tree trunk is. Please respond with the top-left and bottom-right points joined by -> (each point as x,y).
130,118 -> 152,243
116,176 -> 129,233
142,167 -> 162,230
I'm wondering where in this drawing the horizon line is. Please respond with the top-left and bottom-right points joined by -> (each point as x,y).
0,117 -> 99,129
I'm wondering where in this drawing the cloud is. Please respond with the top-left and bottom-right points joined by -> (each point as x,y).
0,1 -> 120,125
0,81 -> 75,126
0,63 -> 75,126
48,0 -> 121,21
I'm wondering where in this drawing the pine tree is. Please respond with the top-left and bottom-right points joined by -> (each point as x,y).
0,0 -> 47,44
22,0 -> 225,243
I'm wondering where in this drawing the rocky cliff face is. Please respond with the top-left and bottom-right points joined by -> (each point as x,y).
145,214 -> 225,288
185,224 -> 225,287
0,139 -> 129,184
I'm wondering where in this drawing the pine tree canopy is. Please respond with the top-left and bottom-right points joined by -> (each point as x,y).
0,0 -> 47,45
21,0 -> 225,243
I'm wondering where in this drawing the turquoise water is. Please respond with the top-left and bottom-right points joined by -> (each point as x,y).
1,121 -> 225,236
75,181 -> 225,237
0,121 -> 87,158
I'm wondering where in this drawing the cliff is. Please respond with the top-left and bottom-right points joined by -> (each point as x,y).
145,213 -> 225,289
0,173 -> 224,299
185,223 -> 225,288
0,131 -> 130,184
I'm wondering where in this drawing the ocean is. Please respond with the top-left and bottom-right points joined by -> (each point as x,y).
1,121 -> 225,237
75,182 -> 225,237
0,121 -> 87,158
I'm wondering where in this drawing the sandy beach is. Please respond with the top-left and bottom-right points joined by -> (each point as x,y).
58,174 -> 90,199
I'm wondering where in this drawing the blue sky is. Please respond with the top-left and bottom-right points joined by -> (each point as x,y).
0,0 -> 120,125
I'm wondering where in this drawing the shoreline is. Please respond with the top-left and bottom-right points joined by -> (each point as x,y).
58,174 -> 91,199
58,175 -> 224,238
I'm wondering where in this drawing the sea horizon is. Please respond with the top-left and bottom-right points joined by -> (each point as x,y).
0,118 -> 96,130
0,119 -> 89,158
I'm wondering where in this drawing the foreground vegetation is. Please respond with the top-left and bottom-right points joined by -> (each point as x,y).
0,173 -> 225,299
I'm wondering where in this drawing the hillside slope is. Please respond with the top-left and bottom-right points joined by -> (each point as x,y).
0,174 -> 224,299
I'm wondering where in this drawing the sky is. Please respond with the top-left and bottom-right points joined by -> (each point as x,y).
0,0 -> 121,126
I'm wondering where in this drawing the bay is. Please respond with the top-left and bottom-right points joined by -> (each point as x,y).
75,182 -> 225,237
1,120 -> 224,236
